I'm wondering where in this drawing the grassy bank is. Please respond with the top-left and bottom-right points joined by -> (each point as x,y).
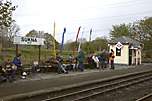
0,48 -> 75,64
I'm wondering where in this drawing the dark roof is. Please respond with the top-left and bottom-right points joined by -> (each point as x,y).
108,36 -> 142,49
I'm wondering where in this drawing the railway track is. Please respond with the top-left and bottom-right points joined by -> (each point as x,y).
136,93 -> 152,101
4,69 -> 152,101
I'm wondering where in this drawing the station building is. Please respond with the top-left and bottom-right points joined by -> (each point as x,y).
108,36 -> 143,65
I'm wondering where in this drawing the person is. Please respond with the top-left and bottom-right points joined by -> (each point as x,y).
67,54 -> 74,71
3,59 -> 15,82
87,53 -> 95,69
92,53 -> 100,69
99,49 -> 109,70
12,54 -> 23,75
56,54 -> 68,74
77,49 -> 85,72
109,49 -> 115,70
0,64 -> 7,82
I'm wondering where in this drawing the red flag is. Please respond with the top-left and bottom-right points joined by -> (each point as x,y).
75,26 -> 81,42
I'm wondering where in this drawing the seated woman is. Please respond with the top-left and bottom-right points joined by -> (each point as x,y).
56,54 -> 68,74
92,54 -> 100,69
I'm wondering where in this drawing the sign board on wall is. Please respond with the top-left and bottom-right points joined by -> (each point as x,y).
13,36 -> 45,45
115,42 -> 123,49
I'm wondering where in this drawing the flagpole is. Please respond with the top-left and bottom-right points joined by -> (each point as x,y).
53,21 -> 56,58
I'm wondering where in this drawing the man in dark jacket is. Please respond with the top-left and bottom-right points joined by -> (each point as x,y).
77,50 -> 85,72
12,54 -> 22,75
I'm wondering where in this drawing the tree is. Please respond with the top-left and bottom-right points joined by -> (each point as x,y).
132,17 -> 152,60
26,30 -> 59,49
26,29 -> 38,37
110,23 -> 132,38
8,22 -> 20,42
0,1 -> 16,48
0,1 -> 16,27
91,37 -> 108,51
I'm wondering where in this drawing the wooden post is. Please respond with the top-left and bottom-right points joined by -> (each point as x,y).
16,44 -> 18,56
38,45 -> 41,64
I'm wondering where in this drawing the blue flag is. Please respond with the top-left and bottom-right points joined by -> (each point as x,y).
60,28 -> 66,53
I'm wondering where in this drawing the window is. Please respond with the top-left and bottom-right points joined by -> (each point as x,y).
116,48 -> 121,56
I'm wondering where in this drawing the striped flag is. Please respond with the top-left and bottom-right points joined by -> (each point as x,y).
60,27 -> 66,53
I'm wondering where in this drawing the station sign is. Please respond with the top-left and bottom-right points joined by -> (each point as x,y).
14,36 -> 45,45
115,42 -> 123,49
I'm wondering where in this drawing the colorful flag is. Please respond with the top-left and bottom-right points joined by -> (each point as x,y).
60,27 -> 66,53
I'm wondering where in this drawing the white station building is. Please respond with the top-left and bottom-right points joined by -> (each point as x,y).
108,36 -> 143,65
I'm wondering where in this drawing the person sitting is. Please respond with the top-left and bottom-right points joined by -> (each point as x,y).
3,59 -> 15,82
12,54 -> 22,75
0,65 -> 7,82
66,54 -> 75,71
92,53 -> 100,69
56,54 -> 68,74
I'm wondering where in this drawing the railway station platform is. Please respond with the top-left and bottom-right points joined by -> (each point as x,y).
0,63 -> 152,100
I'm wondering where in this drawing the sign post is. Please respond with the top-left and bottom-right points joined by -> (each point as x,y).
16,44 -> 18,56
14,36 -> 45,64
38,45 -> 41,64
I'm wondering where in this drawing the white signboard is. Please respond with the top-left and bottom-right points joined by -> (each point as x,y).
14,36 -> 45,45
116,42 -> 123,49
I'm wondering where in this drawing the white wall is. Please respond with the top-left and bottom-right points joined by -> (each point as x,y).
110,45 -> 129,65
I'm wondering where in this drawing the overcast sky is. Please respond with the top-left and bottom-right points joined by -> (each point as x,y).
12,0 -> 152,42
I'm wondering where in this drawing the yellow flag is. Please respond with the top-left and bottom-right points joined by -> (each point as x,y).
53,21 -> 56,58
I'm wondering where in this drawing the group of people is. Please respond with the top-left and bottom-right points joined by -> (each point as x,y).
0,49 -> 116,82
0,54 -> 23,82
52,50 -> 85,74
89,49 -> 115,70
55,49 -> 115,74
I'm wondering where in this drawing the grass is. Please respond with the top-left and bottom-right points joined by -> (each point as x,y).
0,48 -> 76,64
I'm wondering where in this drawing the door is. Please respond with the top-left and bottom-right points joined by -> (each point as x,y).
129,49 -> 132,65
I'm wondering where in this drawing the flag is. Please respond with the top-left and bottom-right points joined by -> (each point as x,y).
78,28 -> 84,52
73,26 -> 81,56
60,27 -> 66,53
89,28 -> 92,42
53,21 -> 56,58
75,26 -> 81,42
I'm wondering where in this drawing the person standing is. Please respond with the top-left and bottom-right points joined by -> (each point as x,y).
109,49 -> 115,70
77,49 -> 85,72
